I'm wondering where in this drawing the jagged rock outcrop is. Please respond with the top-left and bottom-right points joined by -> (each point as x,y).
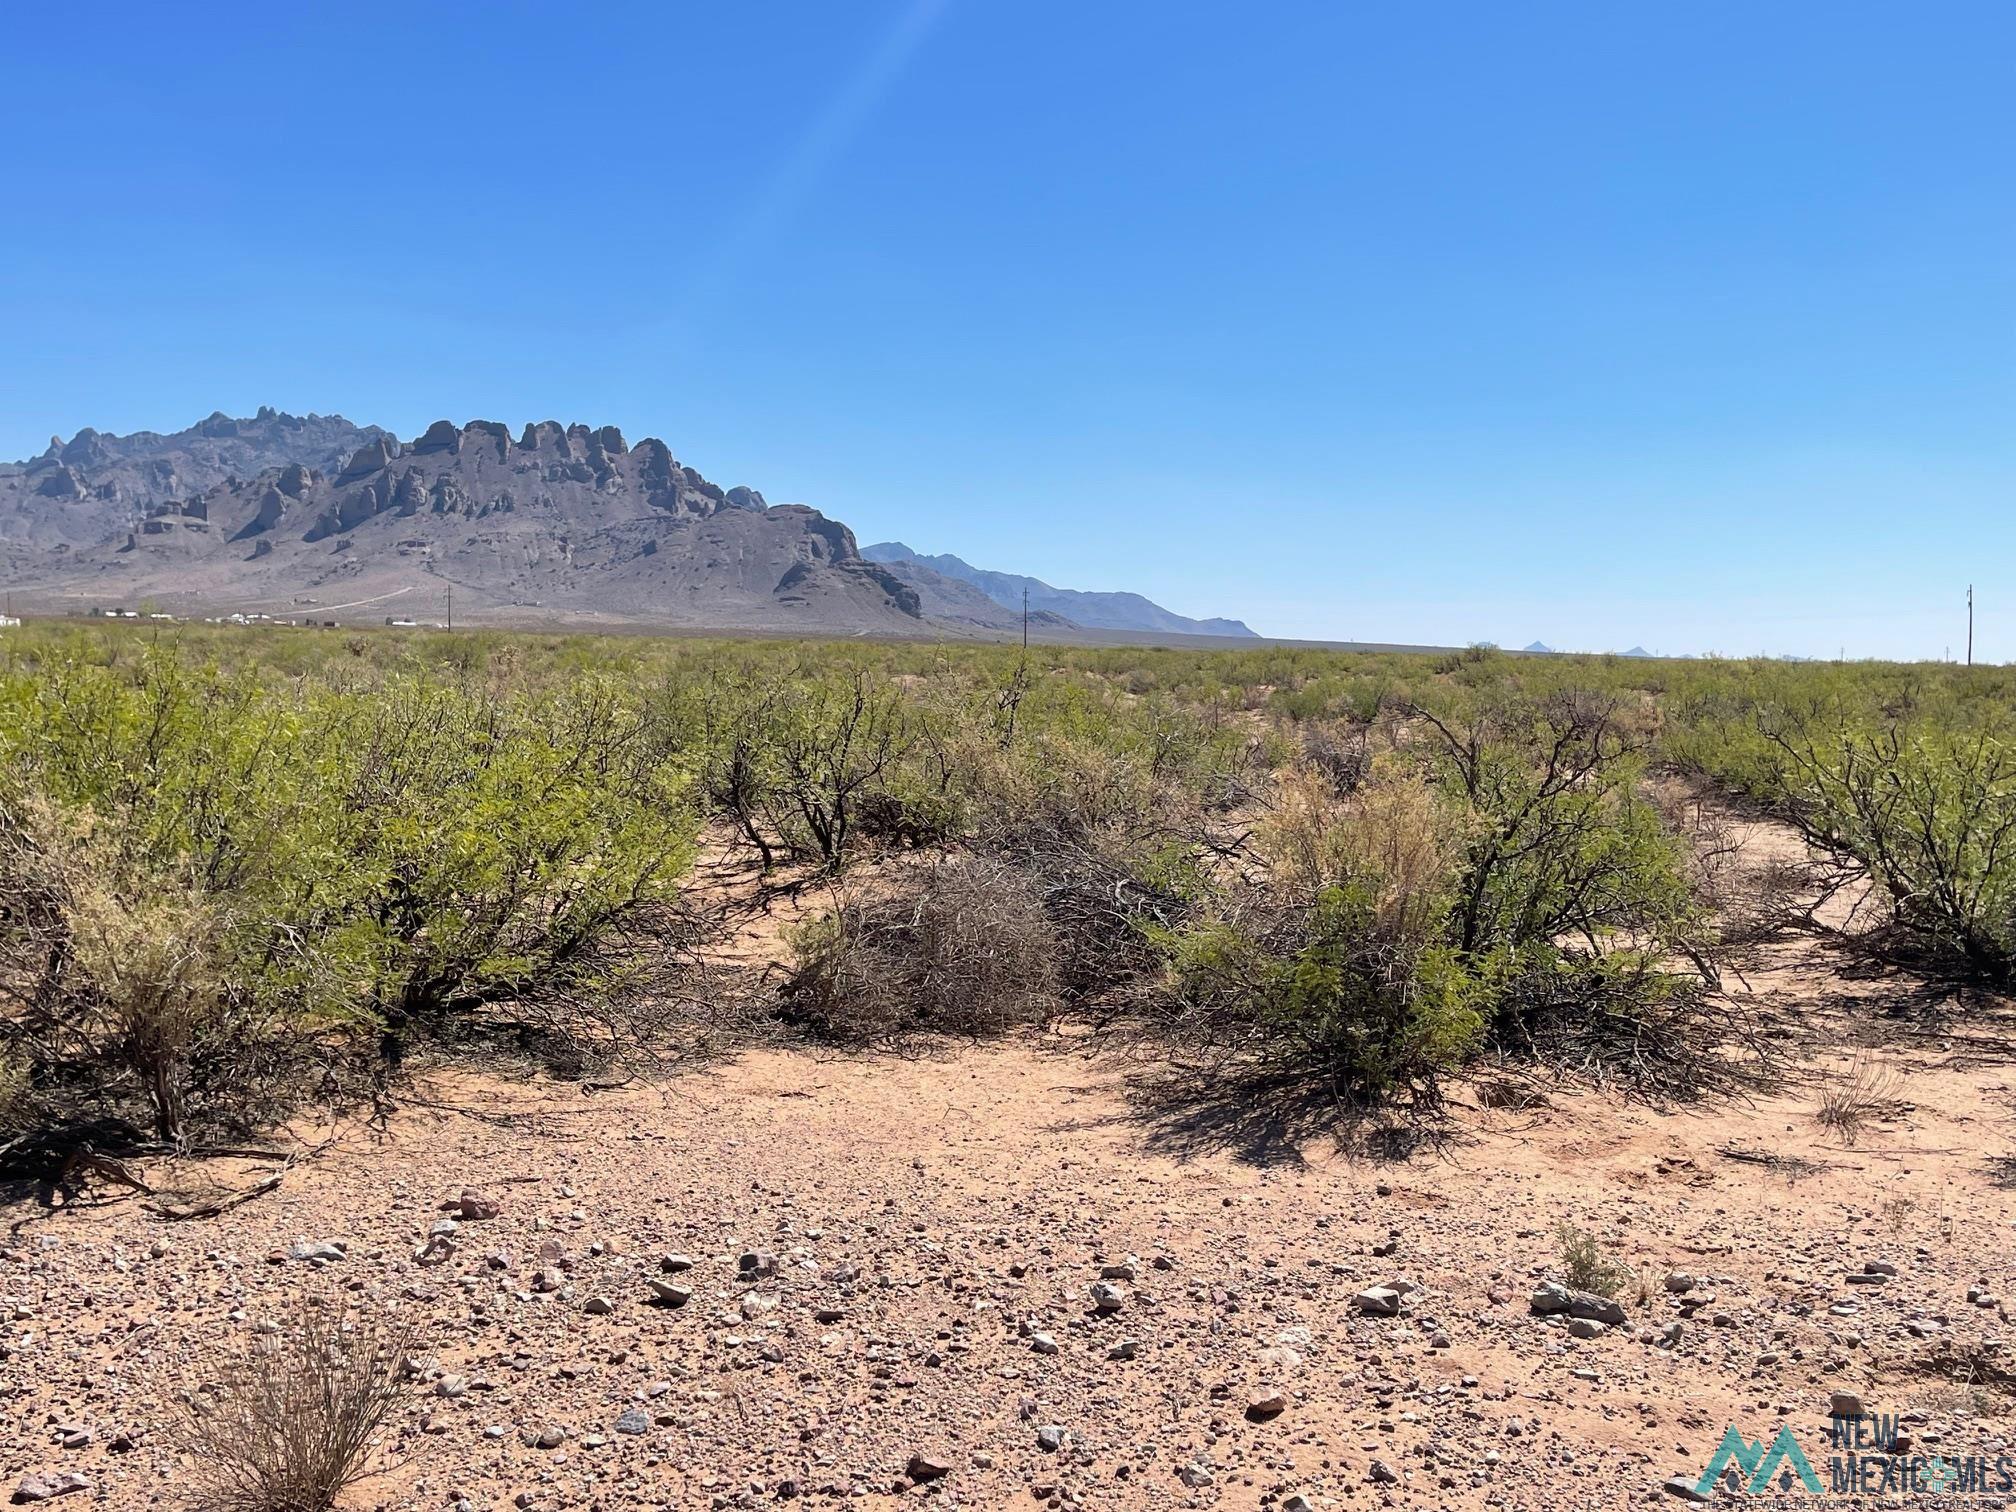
0,412 -> 973,636
2,410 -> 388,526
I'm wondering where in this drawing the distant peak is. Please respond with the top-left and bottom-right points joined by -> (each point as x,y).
862,540 -> 1256,637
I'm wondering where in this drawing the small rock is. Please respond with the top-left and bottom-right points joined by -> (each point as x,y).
11,1476 -> 90,1504
1828,1390 -> 1864,1419
1246,1388 -> 1289,1420
1530,1282 -> 1625,1325
1368,1459 -> 1399,1484
1354,1286 -> 1402,1316
583,1297 -> 614,1316
613,1409 -> 650,1437
648,1280 -> 691,1307
286,1240 -> 346,1263
1090,1282 -> 1124,1312
905,1454 -> 952,1483
1035,1425 -> 1067,1453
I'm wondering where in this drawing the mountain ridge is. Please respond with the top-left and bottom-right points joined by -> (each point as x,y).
0,412 -> 938,634
0,410 -> 1260,642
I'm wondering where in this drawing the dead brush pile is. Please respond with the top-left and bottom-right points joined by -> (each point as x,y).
780,856 -> 1060,1046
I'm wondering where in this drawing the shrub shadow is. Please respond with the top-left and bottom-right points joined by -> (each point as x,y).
1045,1056 -> 1465,1170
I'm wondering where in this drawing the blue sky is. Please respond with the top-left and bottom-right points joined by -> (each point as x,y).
3,2 -> 2010,657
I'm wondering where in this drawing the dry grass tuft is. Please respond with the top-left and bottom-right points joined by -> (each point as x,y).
1815,1050 -> 1905,1145
1554,1221 -> 1636,1300
174,1302 -> 418,1512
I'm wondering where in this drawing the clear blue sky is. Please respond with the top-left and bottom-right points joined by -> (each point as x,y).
3,2 -> 2010,657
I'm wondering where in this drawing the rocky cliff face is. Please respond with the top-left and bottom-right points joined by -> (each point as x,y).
0,414 -> 942,633
6,408 -> 388,523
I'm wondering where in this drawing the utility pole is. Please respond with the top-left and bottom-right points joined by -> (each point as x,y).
1967,585 -> 1974,667
447,585 -> 453,632
1021,587 -> 1028,652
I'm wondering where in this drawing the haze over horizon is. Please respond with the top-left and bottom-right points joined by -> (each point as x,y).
3,2 -> 2010,659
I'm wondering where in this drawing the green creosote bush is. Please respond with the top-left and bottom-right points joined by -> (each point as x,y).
11,615 -> 2012,1130
0,647 -> 695,1144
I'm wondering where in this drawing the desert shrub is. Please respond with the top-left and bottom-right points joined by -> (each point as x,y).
1150,770 -> 1484,1105
1299,720 -> 1374,795
0,1048 -> 39,1138
1554,1221 -> 1634,1299
1148,695 -> 1725,1106
780,857 -> 1059,1044
673,667 -> 917,869
0,730 -> 349,1146
1762,717 -> 2016,981
174,1302 -> 417,1512
0,649 -> 698,1147
1158,886 -> 1485,1106
1409,694 -> 1717,1078
318,677 -> 694,1037
20,853 -> 247,1143
963,732 -> 1220,1002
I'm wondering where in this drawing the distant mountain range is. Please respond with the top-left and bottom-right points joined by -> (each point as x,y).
863,543 -> 1255,638
0,410 -> 1257,641
1525,640 -> 1655,657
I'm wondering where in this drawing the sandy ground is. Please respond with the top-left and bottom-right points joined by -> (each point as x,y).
6,824 -> 2016,1511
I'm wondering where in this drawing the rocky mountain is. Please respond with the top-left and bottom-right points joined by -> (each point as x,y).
0,411 -> 1263,641
862,542 -> 1256,638
4,408 -> 389,529
0,413 -> 1034,635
